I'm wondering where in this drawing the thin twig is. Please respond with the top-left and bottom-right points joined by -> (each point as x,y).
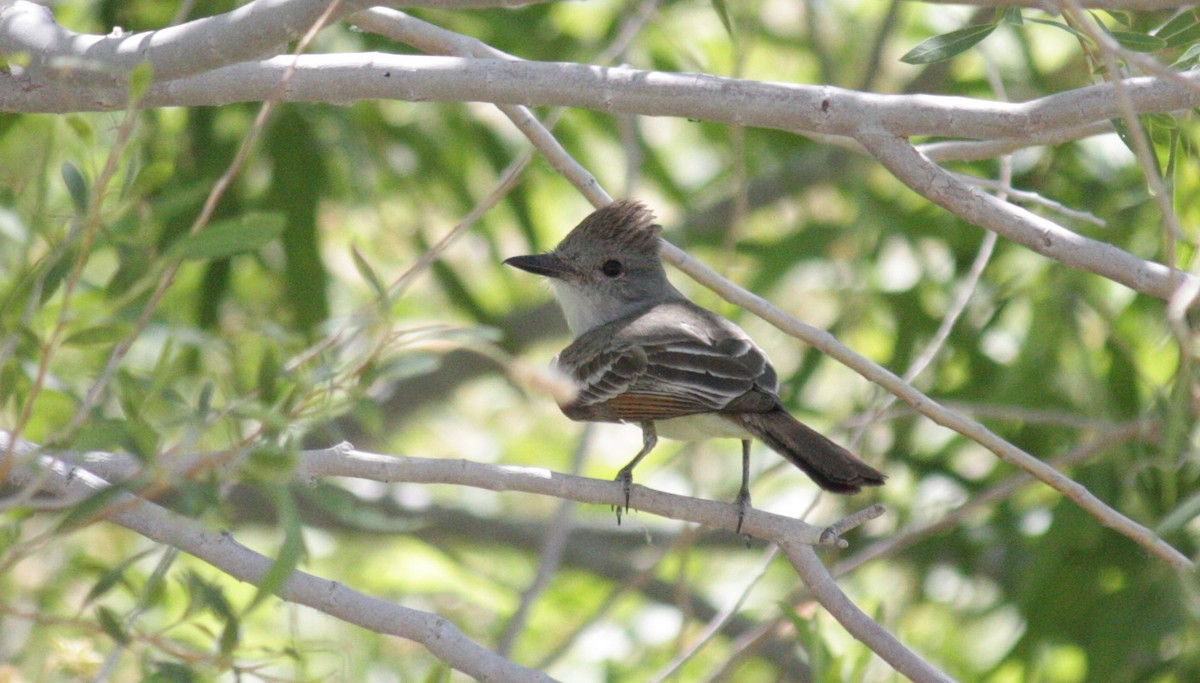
497,425 -> 592,656
1060,1 -> 1183,250
829,419 -> 1157,579
0,82 -> 144,500
648,544 -> 782,683
532,525 -> 703,670
950,173 -> 1107,227
63,1 -> 346,443
6,450 -> 558,683
663,238 -> 1192,569
0,435 -> 851,547
781,541 -> 955,683
718,417 -> 1157,674
348,12 -> 1184,569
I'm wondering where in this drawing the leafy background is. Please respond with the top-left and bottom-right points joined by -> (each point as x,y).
1,0 -> 1199,681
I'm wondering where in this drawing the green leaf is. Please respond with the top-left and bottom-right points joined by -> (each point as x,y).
1110,117 -> 1134,151
1157,489 -> 1200,535
1165,125 -> 1180,187
0,363 -> 21,410
1111,31 -> 1167,52
197,380 -> 214,415
39,247 -> 79,304
244,485 -> 306,614
61,161 -> 89,215
64,323 -> 133,347
1171,42 -> 1200,69
1155,9 -> 1200,48
65,114 -> 94,143
96,606 -> 131,645
900,23 -> 998,65
168,212 -> 286,262
781,600 -> 831,676
1110,116 -> 1161,177
1026,18 -> 1091,42
55,486 -> 125,533
242,445 -> 297,483
147,662 -> 197,683
112,378 -> 161,460
711,0 -> 735,39
1101,10 -> 1133,27
1148,112 -> 1178,130
118,156 -> 141,201
366,352 -> 441,385
257,347 -> 280,405
183,570 -> 234,620
219,616 -> 241,656
1002,6 -> 1023,25
85,565 -> 128,605
105,242 -> 153,295
72,418 -> 135,452
351,244 -> 388,301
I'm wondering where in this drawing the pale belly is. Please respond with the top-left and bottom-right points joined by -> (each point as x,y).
654,413 -> 752,441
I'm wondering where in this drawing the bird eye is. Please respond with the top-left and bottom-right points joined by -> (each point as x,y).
601,259 -> 623,277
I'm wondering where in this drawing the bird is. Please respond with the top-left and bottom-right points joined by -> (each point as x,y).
504,200 -> 885,530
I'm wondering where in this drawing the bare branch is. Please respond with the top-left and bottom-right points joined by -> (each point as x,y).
918,120 -> 1115,162
1,51 -> 1197,142
294,445 -> 870,545
830,419 -> 1158,579
781,541 -> 956,683
722,419 -> 1160,673
951,173 -> 1107,226
0,0 -> 353,86
497,426 -> 591,656
4,435 -> 919,679
3,20 -> 1194,302
7,438 -> 852,548
860,130 -> 1193,303
3,446 -> 559,683
649,544 -> 784,683
330,8 -> 1194,569
821,504 -> 887,544
348,9 -> 607,203
0,0 -> 551,87
658,242 -> 1195,570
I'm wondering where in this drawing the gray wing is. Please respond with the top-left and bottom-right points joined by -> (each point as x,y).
554,306 -> 779,423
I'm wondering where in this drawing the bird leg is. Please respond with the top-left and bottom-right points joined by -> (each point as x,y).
615,421 -> 657,524
735,439 -> 753,535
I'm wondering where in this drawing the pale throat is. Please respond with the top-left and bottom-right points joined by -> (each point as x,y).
550,280 -> 636,336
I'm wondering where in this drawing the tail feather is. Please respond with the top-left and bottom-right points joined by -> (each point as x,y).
733,409 -> 885,494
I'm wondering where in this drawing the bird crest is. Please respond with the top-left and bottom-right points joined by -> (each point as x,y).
557,200 -> 662,254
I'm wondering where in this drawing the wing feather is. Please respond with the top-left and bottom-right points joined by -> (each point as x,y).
554,303 -> 779,423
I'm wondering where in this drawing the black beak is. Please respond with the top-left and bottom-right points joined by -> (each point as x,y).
503,253 -> 570,279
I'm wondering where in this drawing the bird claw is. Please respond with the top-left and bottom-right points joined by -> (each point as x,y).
734,490 -> 752,546
613,468 -> 634,525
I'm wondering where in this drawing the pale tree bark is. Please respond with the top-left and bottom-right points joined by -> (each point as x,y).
3,435 -> 938,681
2,0 -> 1197,680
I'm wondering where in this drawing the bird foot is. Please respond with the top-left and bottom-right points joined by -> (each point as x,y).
613,467 -> 634,525
734,490 -> 752,545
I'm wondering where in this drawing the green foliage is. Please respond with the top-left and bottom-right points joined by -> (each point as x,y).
1,0 -> 1198,681
166,212 -> 286,261
902,8 -> 1200,68
901,23 -> 999,65
60,160 -> 89,215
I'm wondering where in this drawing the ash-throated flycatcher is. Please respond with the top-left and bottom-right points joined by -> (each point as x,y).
505,201 -> 885,528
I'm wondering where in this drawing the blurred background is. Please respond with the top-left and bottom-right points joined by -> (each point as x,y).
1,0 -> 1198,680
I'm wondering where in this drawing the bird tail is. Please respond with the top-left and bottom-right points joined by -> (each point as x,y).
733,409 -> 885,494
